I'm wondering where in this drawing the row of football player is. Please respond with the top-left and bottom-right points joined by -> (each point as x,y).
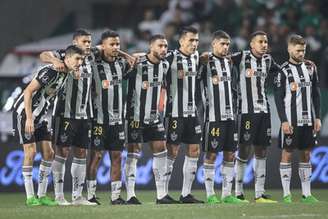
14,26 -> 320,206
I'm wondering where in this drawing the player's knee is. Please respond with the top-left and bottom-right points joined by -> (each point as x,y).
24,148 -> 37,161
187,146 -> 200,158
300,150 -> 311,163
223,151 -> 235,162
43,148 -> 55,161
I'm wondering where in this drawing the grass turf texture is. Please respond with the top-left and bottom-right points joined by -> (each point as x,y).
0,190 -> 327,219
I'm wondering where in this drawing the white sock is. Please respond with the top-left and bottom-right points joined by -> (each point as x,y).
181,156 -> 198,197
235,157 -> 247,196
125,153 -> 139,200
87,180 -> 97,200
37,160 -> 52,198
221,161 -> 234,198
71,157 -> 86,200
52,155 -> 66,198
203,163 -> 215,198
164,156 -> 175,195
111,181 -> 122,201
299,162 -> 312,197
153,150 -> 167,199
280,162 -> 292,197
22,166 -> 34,199
254,157 -> 266,198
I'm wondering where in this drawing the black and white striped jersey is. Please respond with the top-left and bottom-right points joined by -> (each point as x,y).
53,49 -> 96,119
165,49 -> 200,118
199,53 -> 237,122
92,53 -> 130,125
126,55 -> 169,124
274,60 -> 320,126
231,50 -> 280,114
13,65 -> 68,124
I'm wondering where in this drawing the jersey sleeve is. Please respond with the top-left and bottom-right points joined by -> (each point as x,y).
310,62 -> 321,119
35,67 -> 57,88
273,70 -> 288,123
266,58 -> 281,90
230,51 -> 242,67
53,49 -> 65,60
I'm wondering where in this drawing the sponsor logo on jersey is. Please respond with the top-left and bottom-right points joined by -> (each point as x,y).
211,138 -> 218,149
170,131 -> 178,141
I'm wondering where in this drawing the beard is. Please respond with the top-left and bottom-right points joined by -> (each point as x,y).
291,54 -> 304,63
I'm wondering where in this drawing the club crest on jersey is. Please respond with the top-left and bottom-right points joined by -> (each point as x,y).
243,132 -> 251,141
102,80 -> 110,89
119,131 -> 125,140
195,125 -> 201,134
24,132 -> 32,140
94,137 -> 101,146
142,81 -> 149,90
267,128 -> 271,136
178,70 -> 184,79
60,133 -> 68,143
170,132 -> 178,141
131,130 -> 138,140
290,82 -> 298,91
285,136 -> 292,146
211,138 -> 218,148
212,75 -> 220,85
41,75 -> 49,84
245,68 -> 255,77
234,133 -> 238,141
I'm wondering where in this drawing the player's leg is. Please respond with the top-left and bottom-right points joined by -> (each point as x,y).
51,116 -> 71,205
22,143 -> 40,206
253,113 -> 276,203
299,127 -> 318,203
202,121 -> 220,204
280,147 -> 293,203
37,140 -> 58,206
125,143 -> 142,204
86,149 -> 103,204
235,114 -> 253,201
180,117 -> 203,203
71,120 -> 96,205
87,123 -> 105,204
110,150 -> 125,204
165,117 -> 182,196
203,152 -> 220,204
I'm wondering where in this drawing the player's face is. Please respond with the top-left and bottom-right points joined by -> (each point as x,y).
288,44 -> 306,63
179,32 -> 199,55
150,39 -> 168,60
73,35 -> 92,55
102,37 -> 120,57
250,34 -> 268,56
66,54 -> 84,72
212,38 -> 230,57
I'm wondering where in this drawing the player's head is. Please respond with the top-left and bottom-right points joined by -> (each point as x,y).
101,29 -> 120,58
72,28 -> 92,55
178,26 -> 199,55
149,34 -> 168,60
64,45 -> 84,72
249,30 -> 268,57
287,34 -> 306,63
212,30 -> 231,57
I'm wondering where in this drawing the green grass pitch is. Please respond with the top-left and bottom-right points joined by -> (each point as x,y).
0,189 -> 327,219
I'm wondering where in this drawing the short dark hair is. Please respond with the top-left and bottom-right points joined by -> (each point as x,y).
149,34 -> 166,44
250,30 -> 267,41
65,45 -> 84,56
179,26 -> 198,39
212,30 -> 230,41
73,28 -> 91,40
101,29 -> 119,43
288,34 -> 306,46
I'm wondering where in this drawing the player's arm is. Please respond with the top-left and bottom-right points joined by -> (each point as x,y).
23,80 -> 41,134
199,52 -> 209,65
229,51 -> 242,67
273,71 -> 292,134
266,58 -> 281,90
39,51 -> 65,72
310,62 -> 321,133
118,50 -> 138,69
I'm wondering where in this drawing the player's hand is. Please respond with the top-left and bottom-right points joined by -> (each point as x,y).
200,52 -> 209,64
53,60 -> 66,72
25,118 -> 34,134
282,121 -> 293,135
314,118 -> 321,133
